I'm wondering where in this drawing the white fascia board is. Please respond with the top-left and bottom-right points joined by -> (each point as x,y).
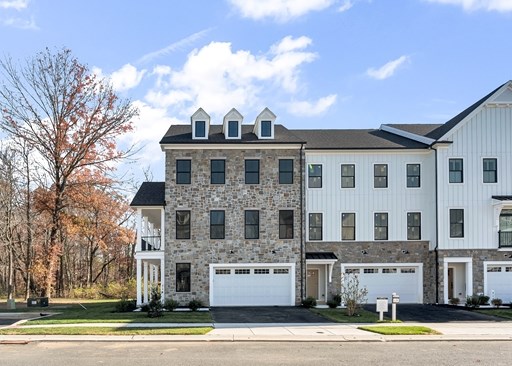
380,125 -> 436,145
305,149 -> 432,156
161,143 -> 303,150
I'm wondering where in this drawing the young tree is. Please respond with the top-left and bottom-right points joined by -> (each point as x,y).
0,48 -> 138,297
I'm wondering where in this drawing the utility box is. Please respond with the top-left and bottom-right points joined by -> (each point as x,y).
376,297 -> 389,312
27,297 -> 49,307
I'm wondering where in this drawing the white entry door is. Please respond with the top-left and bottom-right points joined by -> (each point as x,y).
210,264 -> 294,306
343,264 -> 423,303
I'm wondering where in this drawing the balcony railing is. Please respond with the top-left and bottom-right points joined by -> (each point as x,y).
141,236 -> 162,251
499,231 -> 512,248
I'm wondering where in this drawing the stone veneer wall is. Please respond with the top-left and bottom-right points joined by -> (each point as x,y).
164,148 -> 304,306
435,249 -> 512,304
305,241 -> 436,303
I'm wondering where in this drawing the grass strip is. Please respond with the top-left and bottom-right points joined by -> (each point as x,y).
310,308 -> 381,323
475,309 -> 512,320
358,325 -> 440,335
0,326 -> 212,336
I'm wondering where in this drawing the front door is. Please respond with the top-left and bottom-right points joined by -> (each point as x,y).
306,269 -> 319,300
448,267 -> 454,300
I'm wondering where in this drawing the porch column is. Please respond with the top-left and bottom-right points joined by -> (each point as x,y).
136,209 -> 142,252
160,208 -> 165,251
136,258 -> 142,305
143,261 -> 149,303
160,259 -> 165,303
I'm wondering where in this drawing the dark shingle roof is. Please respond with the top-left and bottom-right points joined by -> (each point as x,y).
130,182 -> 165,207
492,196 -> 512,201
385,124 -> 443,138
306,252 -> 338,260
293,129 -> 429,150
160,124 -> 305,145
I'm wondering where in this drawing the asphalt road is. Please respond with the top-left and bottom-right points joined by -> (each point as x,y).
1,341 -> 511,366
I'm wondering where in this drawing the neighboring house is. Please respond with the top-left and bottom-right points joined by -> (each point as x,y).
131,81 -> 512,306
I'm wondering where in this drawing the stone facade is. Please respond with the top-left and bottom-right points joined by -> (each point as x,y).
164,147 -> 304,306
306,241 -> 436,303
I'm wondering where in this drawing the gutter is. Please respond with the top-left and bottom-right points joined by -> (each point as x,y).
432,144 -> 440,304
300,143 -> 305,301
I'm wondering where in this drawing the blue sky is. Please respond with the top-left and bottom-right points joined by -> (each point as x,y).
1,0 -> 511,181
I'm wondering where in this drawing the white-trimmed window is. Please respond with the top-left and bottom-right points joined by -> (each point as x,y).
483,158 -> 497,183
449,158 -> 463,183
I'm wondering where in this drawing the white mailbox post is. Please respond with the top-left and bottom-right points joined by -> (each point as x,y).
391,293 -> 400,321
376,297 -> 388,321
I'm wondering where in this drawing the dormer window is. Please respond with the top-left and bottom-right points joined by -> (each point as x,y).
261,121 -> 272,137
228,121 -> 239,138
195,121 -> 206,138
191,108 -> 210,140
254,108 -> 276,139
223,108 -> 243,140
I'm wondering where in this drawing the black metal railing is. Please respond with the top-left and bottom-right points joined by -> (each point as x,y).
141,236 -> 162,251
499,231 -> 512,248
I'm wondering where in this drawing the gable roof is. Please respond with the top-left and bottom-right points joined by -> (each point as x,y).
160,124 -> 305,145
384,123 -> 443,137
130,182 -> 165,207
292,129 -> 429,150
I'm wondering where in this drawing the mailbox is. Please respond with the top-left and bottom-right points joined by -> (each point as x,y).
392,293 -> 400,304
376,297 -> 388,312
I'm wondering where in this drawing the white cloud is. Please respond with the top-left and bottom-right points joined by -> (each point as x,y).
1,16 -> 38,30
110,64 -> 146,92
0,0 -> 28,10
145,36 -> 323,118
425,0 -> 512,12
287,94 -> 337,116
228,0 -> 335,22
338,0 -> 354,12
366,55 -> 410,80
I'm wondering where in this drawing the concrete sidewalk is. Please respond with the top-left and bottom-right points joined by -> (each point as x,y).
2,321 -> 512,343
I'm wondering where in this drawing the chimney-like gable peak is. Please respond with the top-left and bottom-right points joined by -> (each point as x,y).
223,108 -> 243,139
191,108 -> 210,140
254,107 -> 276,139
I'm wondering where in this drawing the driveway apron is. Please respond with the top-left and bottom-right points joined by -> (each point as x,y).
211,306 -> 331,323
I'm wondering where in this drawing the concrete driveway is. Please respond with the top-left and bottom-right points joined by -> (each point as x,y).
364,304 -> 504,323
211,306 -> 332,323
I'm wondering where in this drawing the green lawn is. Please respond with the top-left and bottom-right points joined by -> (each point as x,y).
475,308 -> 512,320
311,308 -> 382,323
1,300 -> 211,324
0,327 -> 212,336
358,325 -> 440,335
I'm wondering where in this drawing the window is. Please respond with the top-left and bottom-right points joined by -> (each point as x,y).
279,159 -> 293,184
228,121 -> 238,138
382,268 -> 397,274
449,159 -> 463,183
215,269 -> 231,275
210,210 -> 225,239
195,121 -> 205,138
407,164 -> 420,188
308,164 -> 322,188
279,210 -> 294,239
176,263 -> 190,292
374,213 -> 388,240
176,160 -> 191,184
176,210 -> 190,239
254,269 -> 270,274
261,120 -> 272,137
342,213 -> 355,240
274,268 -> 289,274
245,159 -> 259,184
235,269 -> 250,274
345,268 -> 360,274
364,268 -> 377,274
483,158 -> 497,183
211,159 -> 225,184
487,266 -> 502,273
374,164 -> 388,188
407,212 -> 421,240
449,209 -> 464,238
341,164 -> 355,188
309,213 -> 322,240
401,268 -> 416,273
245,210 -> 259,239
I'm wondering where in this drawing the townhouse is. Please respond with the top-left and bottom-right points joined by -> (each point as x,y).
131,80 -> 512,306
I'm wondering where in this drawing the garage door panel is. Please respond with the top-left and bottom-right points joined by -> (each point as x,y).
211,265 -> 293,306
486,265 -> 512,303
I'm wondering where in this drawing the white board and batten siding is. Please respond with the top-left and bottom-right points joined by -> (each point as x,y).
209,263 -> 295,306
437,103 -> 512,250
305,151 -> 436,244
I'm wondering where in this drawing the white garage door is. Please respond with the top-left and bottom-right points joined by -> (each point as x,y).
210,264 -> 294,306
486,264 -> 512,302
343,264 -> 423,303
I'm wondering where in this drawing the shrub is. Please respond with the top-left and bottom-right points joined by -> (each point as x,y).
479,295 -> 490,305
491,298 -> 503,308
449,297 -> 460,305
465,295 -> 490,308
164,299 -> 179,311
302,296 -> 317,308
140,304 -> 150,312
114,299 -> 137,313
326,300 -> 338,309
340,273 -> 368,316
332,294 -> 342,306
147,288 -> 163,318
188,299 -> 203,311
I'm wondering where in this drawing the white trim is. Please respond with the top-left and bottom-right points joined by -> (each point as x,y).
340,163 -> 356,190
307,211 -> 324,241
161,143 -> 303,150
481,156 -> 499,185
305,149 -> 432,155
306,259 -> 337,282
380,124 -> 436,145
372,162 -> 389,189
443,257 -> 473,304
340,211 -> 357,241
373,211 -> 389,241
406,210 -> 422,241
209,263 -> 296,306
307,162 -> 323,189
405,162 -> 422,189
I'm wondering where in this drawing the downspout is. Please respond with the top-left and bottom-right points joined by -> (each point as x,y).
300,143 -> 305,301
432,145 -> 440,304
